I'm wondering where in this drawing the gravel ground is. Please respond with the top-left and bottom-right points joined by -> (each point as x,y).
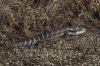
0,0 -> 100,66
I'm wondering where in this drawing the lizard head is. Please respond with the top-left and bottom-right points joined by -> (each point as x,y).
64,28 -> 86,36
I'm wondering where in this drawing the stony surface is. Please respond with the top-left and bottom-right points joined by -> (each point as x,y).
0,0 -> 100,66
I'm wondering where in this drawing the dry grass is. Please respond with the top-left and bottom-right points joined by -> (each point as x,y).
0,0 -> 100,66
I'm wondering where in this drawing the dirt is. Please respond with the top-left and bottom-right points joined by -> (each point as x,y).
0,0 -> 100,66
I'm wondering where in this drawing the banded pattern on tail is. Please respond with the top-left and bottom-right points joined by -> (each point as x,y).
6,27 -> 86,49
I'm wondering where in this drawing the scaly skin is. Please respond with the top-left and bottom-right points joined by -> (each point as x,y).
6,27 -> 86,49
